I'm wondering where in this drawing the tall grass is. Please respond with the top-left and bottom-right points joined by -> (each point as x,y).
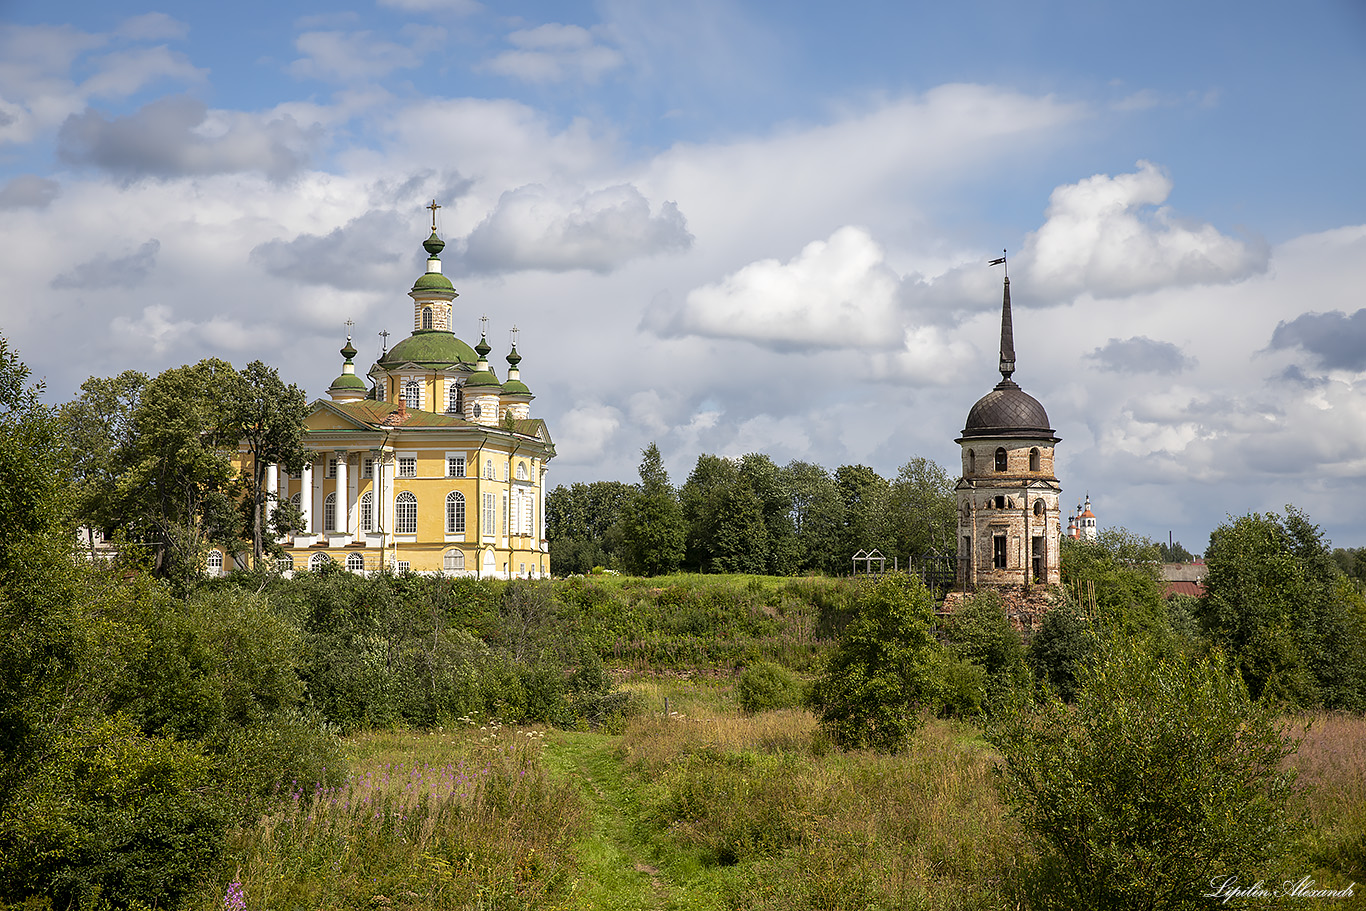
1289,712 -> 1366,878
619,709 -> 1026,910
185,726 -> 587,911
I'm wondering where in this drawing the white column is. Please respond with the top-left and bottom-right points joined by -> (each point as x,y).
265,463 -> 279,526
334,450 -> 348,536
300,460 -> 314,534
538,465 -> 547,548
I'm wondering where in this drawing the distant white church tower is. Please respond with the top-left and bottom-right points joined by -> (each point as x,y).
955,272 -> 1062,589
1067,495 -> 1098,542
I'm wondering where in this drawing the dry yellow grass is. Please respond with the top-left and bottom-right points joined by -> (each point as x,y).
617,708 -> 1026,910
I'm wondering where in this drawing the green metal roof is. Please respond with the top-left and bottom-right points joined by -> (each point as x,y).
501,379 -> 532,396
328,373 -> 367,391
380,331 -> 476,368
411,272 -> 456,294
464,368 -> 502,389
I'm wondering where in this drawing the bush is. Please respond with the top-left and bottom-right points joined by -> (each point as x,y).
991,635 -> 1304,909
737,661 -> 802,714
807,574 -> 940,752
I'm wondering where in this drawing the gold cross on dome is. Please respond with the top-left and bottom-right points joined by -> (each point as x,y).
510,324 -> 519,346
480,314 -> 489,335
427,199 -> 441,231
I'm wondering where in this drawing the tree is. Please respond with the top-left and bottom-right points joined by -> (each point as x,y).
120,359 -> 246,584
619,443 -> 685,576
0,337 -> 78,823
680,454 -> 741,571
783,460 -> 845,574
738,453 -> 798,575
547,480 -> 634,573
885,457 -> 956,560
1200,507 -> 1366,710
56,370 -> 147,555
230,360 -> 309,568
834,464 -> 891,566
991,636 -> 1303,909
808,574 -> 940,752
1157,539 -> 1195,563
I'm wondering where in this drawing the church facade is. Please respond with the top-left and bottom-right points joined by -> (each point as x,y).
230,214 -> 554,579
955,274 -> 1062,589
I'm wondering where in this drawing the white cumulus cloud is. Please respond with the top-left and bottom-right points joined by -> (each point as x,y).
463,183 -> 691,273
1022,160 -> 1268,299
665,226 -> 905,349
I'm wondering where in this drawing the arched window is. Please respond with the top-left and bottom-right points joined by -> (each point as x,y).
1033,500 -> 1045,517
472,403 -> 482,420
444,549 -> 465,571
395,491 -> 417,535
359,491 -> 373,532
324,492 -> 336,532
484,459 -> 495,479
516,461 -> 528,480
275,554 -> 294,573
448,383 -> 462,414
446,491 -> 466,534
291,492 -> 301,510
1029,448 -> 1041,472
206,550 -> 224,576
309,552 -> 332,571
403,379 -> 421,409
422,306 -> 433,330
346,552 -> 365,573
994,495 -> 1006,509
995,447 -> 1008,471
967,449 -> 976,473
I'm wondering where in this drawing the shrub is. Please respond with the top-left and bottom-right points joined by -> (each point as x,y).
991,635 -> 1304,909
737,661 -> 802,714
807,574 -> 940,752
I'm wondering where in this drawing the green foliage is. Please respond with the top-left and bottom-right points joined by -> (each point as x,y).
1200,507 -> 1366,710
618,443 -> 685,576
1157,539 -> 1195,562
808,574 -> 940,752
545,480 -> 634,574
941,590 -> 1029,712
990,636 -> 1304,910
737,661 -> 802,714
2,713 -> 223,911
229,360 -> 308,568
885,456 -> 957,557
1025,600 -> 1096,702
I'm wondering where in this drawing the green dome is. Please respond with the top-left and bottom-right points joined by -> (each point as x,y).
411,272 -> 456,294
381,331 -> 477,368
328,373 -> 368,392
501,379 -> 532,396
464,369 -> 502,389
423,231 -> 446,257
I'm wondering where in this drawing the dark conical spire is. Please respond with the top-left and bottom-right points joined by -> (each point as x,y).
998,275 -> 1016,382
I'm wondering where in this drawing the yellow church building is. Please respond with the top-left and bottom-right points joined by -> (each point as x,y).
231,215 -> 555,579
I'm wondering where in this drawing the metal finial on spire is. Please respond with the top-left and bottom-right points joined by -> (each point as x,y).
379,329 -> 390,354
990,250 -> 1015,382
510,324 -> 519,346
427,199 -> 441,231
480,314 -> 489,335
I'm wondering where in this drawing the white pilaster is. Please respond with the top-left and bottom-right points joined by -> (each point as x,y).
266,463 -> 279,526
300,460 -> 314,534
334,450 -> 348,536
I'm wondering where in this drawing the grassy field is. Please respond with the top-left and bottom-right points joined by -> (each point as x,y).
185,681 -> 1366,911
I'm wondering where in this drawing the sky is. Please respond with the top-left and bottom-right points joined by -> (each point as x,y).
2,0 -> 1365,556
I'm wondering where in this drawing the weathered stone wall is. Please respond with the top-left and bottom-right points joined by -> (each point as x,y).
942,583 -> 1062,632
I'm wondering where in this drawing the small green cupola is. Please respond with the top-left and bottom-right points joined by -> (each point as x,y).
501,340 -> 533,420
327,334 -> 368,403
408,202 -> 458,339
464,333 -> 501,389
